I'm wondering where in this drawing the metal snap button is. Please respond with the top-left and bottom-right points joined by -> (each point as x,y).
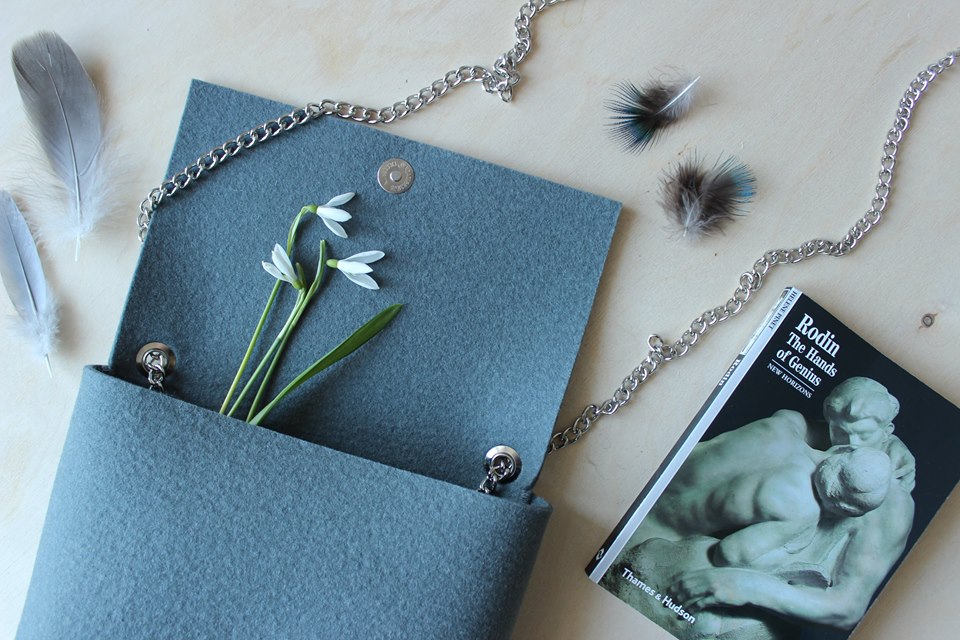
137,342 -> 176,392
137,342 -> 175,372
478,445 -> 522,495
485,445 -> 522,483
377,158 -> 414,194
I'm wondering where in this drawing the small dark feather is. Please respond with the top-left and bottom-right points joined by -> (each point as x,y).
607,76 -> 699,152
660,156 -> 756,238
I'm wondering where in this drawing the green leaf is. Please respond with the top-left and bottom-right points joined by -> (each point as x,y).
249,304 -> 403,425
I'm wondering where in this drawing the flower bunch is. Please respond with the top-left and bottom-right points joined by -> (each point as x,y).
219,193 -> 401,425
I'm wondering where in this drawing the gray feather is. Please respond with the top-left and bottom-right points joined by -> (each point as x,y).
12,31 -> 105,255
0,191 -> 58,369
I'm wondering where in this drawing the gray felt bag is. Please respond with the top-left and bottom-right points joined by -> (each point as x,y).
17,81 -> 620,639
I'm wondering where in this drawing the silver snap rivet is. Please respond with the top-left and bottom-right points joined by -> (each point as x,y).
137,342 -> 176,392
137,342 -> 176,373
478,445 -> 522,494
377,158 -> 414,194
484,445 -> 522,484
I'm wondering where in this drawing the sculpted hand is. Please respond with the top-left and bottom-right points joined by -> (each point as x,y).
673,567 -> 759,611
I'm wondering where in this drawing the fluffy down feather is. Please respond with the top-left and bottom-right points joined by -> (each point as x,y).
608,75 -> 700,152
660,156 -> 756,238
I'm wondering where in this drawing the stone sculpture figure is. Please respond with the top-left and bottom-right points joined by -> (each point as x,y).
604,377 -> 915,639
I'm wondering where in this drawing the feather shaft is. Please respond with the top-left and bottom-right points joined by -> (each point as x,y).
657,76 -> 700,116
0,191 -> 58,370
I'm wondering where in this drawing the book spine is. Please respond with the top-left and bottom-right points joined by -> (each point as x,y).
586,287 -> 802,581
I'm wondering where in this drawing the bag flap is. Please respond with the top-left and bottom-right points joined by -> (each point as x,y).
109,80 -> 620,493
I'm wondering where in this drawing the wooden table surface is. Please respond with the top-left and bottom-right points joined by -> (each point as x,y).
2,2 -> 958,638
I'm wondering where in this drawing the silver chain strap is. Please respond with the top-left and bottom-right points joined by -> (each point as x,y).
136,0 -> 567,241
547,49 -> 959,453
131,4 -> 955,455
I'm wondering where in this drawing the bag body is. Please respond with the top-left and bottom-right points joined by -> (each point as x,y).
18,81 -> 620,638
18,368 -> 550,639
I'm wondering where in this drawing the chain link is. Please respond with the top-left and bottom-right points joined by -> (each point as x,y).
547,49 -> 959,453
141,348 -> 169,392
137,0 -> 567,241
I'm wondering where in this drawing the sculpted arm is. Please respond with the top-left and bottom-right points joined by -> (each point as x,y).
887,436 -> 916,492
675,567 -> 864,629
676,491 -> 914,629
714,520 -> 814,567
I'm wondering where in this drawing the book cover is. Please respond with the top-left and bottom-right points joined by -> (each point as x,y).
586,287 -> 960,640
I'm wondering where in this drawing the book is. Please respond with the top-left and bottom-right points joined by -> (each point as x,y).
586,287 -> 960,640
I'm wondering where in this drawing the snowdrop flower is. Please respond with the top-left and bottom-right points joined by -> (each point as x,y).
326,251 -> 385,290
262,243 -> 304,289
314,192 -> 356,238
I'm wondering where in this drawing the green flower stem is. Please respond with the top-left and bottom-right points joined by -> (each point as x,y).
227,288 -> 306,418
246,242 -> 327,421
306,240 -> 327,299
287,206 -> 316,253
245,295 -> 307,420
219,280 -> 282,414
223,209 -> 317,418
249,304 -> 403,426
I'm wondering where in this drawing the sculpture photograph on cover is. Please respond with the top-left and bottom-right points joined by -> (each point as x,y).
602,377 -> 916,640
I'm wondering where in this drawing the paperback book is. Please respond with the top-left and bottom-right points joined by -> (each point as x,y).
587,287 -> 960,640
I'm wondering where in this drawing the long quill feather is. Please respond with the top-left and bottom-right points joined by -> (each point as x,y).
12,32 -> 106,259
0,191 -> 58,374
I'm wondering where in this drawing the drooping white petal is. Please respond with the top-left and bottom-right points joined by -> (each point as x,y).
321,218 -> 348,238
345,250 -> 385,264
262,261 -> 284,281
271,244 -> 298,281
344,271 -> 379,290
315,206 -> 352,222
324,192 -> 355,207
336,260 -> 373,274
